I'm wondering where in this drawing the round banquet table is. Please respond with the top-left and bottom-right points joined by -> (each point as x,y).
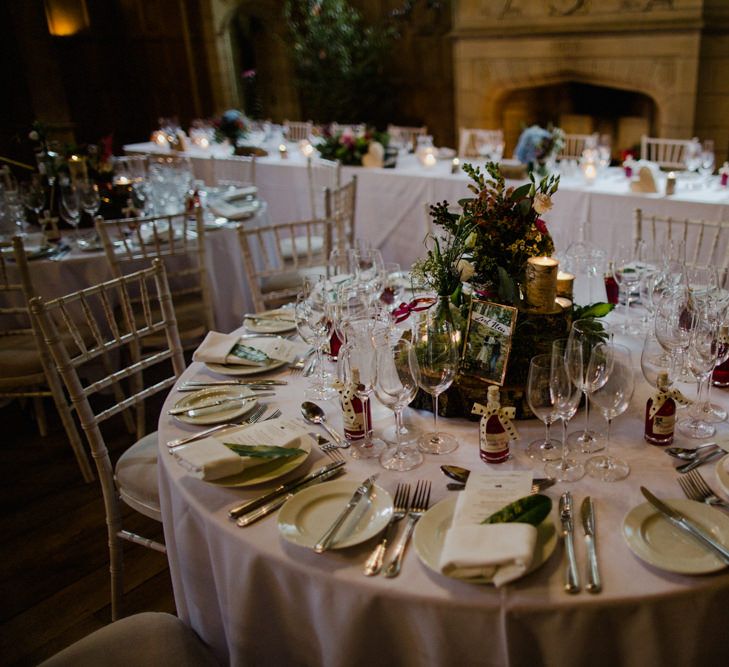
157,326 -> 729,667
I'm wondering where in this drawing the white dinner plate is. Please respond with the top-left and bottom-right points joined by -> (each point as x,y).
171,386 -> 257,425
278,480 -> 393,550
209,432 -> 313,488
204,335 -> 288,376
623,498 -> 729,574
714,454 -> 729,499
412,495 -> 558,584
243,308 -> 297,334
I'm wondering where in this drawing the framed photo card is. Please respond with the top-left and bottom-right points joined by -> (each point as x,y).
461,299 -> 518,386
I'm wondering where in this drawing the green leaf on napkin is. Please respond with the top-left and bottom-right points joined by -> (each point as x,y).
481,494 -> 552,526
224,444 -> 307,460
229,343 -> 269,363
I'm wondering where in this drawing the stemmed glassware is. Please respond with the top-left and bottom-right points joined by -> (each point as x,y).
374,338 -> 422,471
678,313 -> 719,438
544,339 -> 585,482
295,289 -> 337,400
349,243 -> 384,291
409,316 -> 459,455
337,342 -> 385,459
586,342 -> 634,481
19,175 -> 46,227
612,241 -> 643,334
77,180 -> 101,225
525,354 -> 561,461
60,185 -> 82,246
654,285 -> 693,381
565,319 -> 613,453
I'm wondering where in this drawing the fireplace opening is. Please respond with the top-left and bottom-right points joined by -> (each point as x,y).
499,82 -> 657,161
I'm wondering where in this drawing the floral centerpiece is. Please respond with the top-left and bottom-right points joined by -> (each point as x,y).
514,125 -> 565,177
410,161 -> 612,418
314,125 -> 389,166
213,109 -> 250,147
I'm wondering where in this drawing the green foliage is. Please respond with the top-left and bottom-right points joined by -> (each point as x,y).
482,494 -> 552,526
284,1 -> 397,124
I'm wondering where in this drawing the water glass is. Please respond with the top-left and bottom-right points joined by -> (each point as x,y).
525,354 -> 561,461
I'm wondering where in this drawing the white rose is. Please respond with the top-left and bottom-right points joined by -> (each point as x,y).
28,130 -> 39,141
533,193 -> 553,215
457,259 -> 475,282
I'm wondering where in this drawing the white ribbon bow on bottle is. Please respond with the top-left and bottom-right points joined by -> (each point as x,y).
472,401 -> 519,441
647,387 -> 691,420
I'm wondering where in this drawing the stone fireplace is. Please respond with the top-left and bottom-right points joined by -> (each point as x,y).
452,0 -> 729,162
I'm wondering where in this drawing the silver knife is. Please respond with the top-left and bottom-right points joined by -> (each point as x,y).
580,497 -> 602,593
177,385 -> 277,392
640,486 -> 729,564
183,380 -> 287,386
559,492 -> 581,594
168,396 -> 264,416
314,475 -> 378,553
243,313 -> 296,322
229,460 -> 347,519
676,448 -> 726,474
236,465 -> 346,527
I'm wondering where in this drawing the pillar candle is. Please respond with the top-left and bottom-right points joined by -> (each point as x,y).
525,256 -> 559,312
556,271 -> 575,300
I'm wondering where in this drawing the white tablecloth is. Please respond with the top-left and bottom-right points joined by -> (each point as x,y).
157,326 -> 729,667
125,142 -> 729,272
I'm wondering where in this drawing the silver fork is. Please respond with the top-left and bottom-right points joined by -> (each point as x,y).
167,403 -> 266,450
321,447 -> 345,463
289,359 -> 305,377
678,470 -> 729,511
383,480 -> 431,578
363,483 -> 411,576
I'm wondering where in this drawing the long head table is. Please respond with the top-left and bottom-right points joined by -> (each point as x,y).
157,325 -> 729,667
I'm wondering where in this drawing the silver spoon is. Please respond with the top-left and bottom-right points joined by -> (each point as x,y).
300,401 -> 349,448
665,442 -> 719,461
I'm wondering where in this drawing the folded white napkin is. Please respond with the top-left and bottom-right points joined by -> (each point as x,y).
192,331 -> 268,366
173,437 -> 247,480
439,523 -> 538,586
193,331 -> 311,366
208,198 -> 260,221
438,471 -> 537,586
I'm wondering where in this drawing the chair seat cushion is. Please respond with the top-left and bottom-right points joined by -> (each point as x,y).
115,432 -> 161,521
38,612 -> 219,667
260,264 -> 327,295
279,235 -> 324,259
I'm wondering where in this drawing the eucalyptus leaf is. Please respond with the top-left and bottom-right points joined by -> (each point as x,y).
510,183 -> 532,201
497,266 -> 518,304
225,444 -> 307,460
574,302 -> 615,320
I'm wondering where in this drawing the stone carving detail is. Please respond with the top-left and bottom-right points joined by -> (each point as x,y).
548,0 -> 586,16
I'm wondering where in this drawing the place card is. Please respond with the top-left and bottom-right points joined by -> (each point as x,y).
222,418 -> 310,448
451,471 -> 533,527
251,337 -> 311,364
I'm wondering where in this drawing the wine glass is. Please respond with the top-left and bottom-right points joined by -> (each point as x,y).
654,285 -> 693,381
612,241 -> 643,334
525,354 -> 561,461
586,343 -> 634,481
699,140 -> 715,183
679,314 -> 719,439
544,339 -> 585,482
349,244 -> 384,291
295,292 -> 337,400
19,176 -> 46,224
640,331 -> 675,388
77,180 -> 101,223
566,318 -> 613,453
337,342 -> 386,459
60,186 -> 82,246
374,338 -> 422,472
409,317 -> 459,455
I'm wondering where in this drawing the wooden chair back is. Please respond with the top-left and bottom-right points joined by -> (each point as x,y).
634,208 -> 729,269
0,237 -> 93,481
458,128 -> 504,158
558,133 -> 598,160
640,136 -> 693,170
307,156 -> 341,219
237,218 -> 334,312
210,154 -> 256,187
283,120 -> 314,142
325,176 -> 357,253
95,207 -> 215,343
387,124 -> 428,150
30,260 -> 186,619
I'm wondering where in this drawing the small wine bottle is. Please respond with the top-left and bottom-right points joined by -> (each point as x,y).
479,386 -> 510,464
712,325 -> 729,387
644,371 -> 675,446
338,369 -> 369,441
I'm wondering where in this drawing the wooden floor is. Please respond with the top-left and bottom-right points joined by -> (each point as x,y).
0,395 -> 176,667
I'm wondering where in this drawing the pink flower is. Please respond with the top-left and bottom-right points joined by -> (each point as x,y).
535,218 -> 548,234
242,69 -> 256,79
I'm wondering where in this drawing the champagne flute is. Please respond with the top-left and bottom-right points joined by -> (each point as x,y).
586,343 -> 634,481
375,338 -> 422,472
409,317 -> 459,455
525,354 -> 561,461
566,318 -> 613,453
60,185 -> 82,246
337,342 -> 385,459
544,339 -> 585,482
